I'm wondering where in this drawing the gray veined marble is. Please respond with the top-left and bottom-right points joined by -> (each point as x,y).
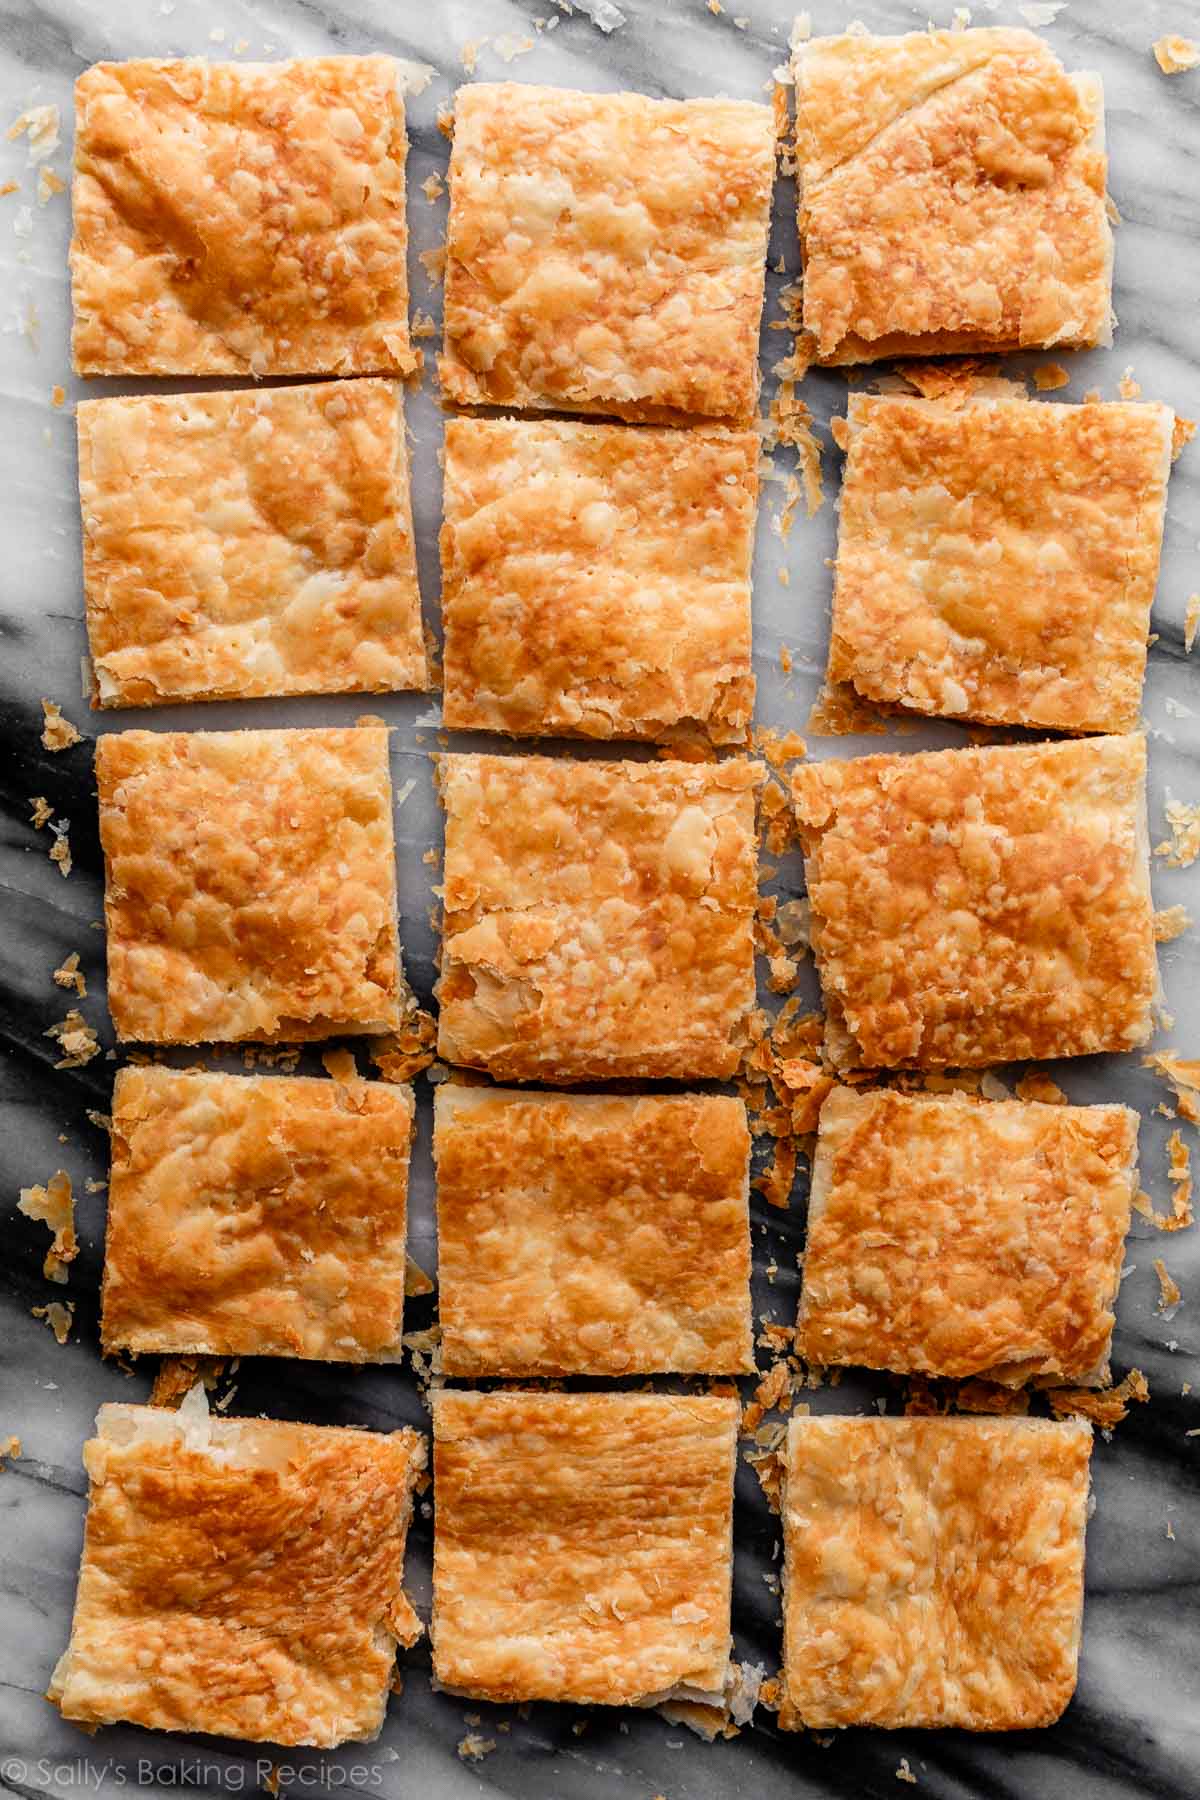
0,0 -> 1198,1796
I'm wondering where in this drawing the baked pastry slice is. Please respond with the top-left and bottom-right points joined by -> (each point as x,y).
434,1086 -> 753,1375
50,1399 -> 426,1746
792,28 -> 1113,363
436,753 -> 762,1081
798,1086 -> 1138,1384
440,83 -> 775,423
79,381 -> 427,707
102,1067 -> 415,1361
440,417 -> 756,743
432,1390 -> 739,1704
791,734 -> 1157,1069
96,726 -> 404,1044
779,1415 -> 1093,1729
72,57 -> 416,377
828,396 -> 1174,733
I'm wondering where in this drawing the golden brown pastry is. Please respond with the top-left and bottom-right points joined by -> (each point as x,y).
96,727 -> 404,1044
101,1067 -> 414,1361
78,381 -> 427,707
798,1087 -> 1138,1383
791,735 -> 1157,1069
779,1415 -> 1093,1729
49,1400 -> 426,1746
437,753 -> 762,1081
71,58 -> 416,377
440,83 -> 775,423
440,417 -> 756,743
828,396 -> 1174,732
792,28 -> 1112,363
434,1087 -> 753,1375
432,1390 -> 738,1704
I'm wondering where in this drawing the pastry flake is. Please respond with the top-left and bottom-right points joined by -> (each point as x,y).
72,57 -> 416,377
437,753 -> 762,1081
434,1087 -> 753,1375
828,396 -> 1174,733
97,726 -> 404,1044
792,28 -> 1113,363
779,1414 -> 1092,1729
440,83 -> 775,423
440,416 -> 756,743
432,1390 -> 738,1704
798,1087 -> 1138,1383
50,1402 -> 426,1746
78,381 -> 426,707
102,1066 -> 414,1361
792,735 -> 1157,1069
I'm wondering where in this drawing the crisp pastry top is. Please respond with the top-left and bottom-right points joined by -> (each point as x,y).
432,1390 -> 739,1705
798,1086 -> 1138,1384
71,57 -> 416,377
102,1067 -> 414,1362
792,734 -> 1157,1069
434,1087 -> 753,1376
828,396 -> 1174,733
793,28 -> 1112,362
78,381 -> 427,707
97,727 -> 403,1044
437,753 -> 762,1081
779,1414 -> 1092,1730
439,417 -> 757,744
49,1402 -> 426,1748
439,83 -> 775,423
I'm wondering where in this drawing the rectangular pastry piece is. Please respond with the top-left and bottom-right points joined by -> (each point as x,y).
72,57 -> 416,377
434,1087 -> 753,1375
440,83 -> 775,423
78,381 -> 427,707
798,1087 -> 1138,1384
102,1067 -> 414,1361
828,396 -> 1174,733
440,417 -> 757,744
437,753 -> 762,1081
432,1390 -> 739,1705
792,735 -> 1157,1070
96,726 -> 404,1044
792,28 -> 1112,363
779,1415 -> 1093,1729
50,1401 -> 426,1746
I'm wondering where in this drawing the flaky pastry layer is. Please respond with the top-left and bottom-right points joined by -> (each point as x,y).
792,735 -> 1157,1069
97,727 -> 403,1044
436,753 -> 762,1081
50,1403 -> 426,1746
434,1087 -> 753,1375
440,417 -> 756,743
432,1390 -> 738,1704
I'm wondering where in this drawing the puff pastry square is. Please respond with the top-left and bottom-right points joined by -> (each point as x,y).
432,1390 -> 738,1704
437,753 -> 761,1081
102,1066 -> 414,1361
50,1402 -> 426,1746
829,397 -> 1174,733
792,28 -> 1112,363
72,57 -> 416,377
440,417 -> 757,744
97,726 -> 404,1044
792,735 -> 1157,1070
779,1415 -> 1092,1730
434,1087 -> 753,1375
78,381 -> 426,708
799,1087 -> 1138,1384
440,83 -> 775,424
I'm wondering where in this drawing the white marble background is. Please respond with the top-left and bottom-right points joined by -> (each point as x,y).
0,1 -> 1197,1797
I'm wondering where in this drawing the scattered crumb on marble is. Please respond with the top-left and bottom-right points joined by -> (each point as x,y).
405,1254 -> 435,1298
40,698 -> 80,751
18,1169 -> 77,1283
1172,415 -> 1196,461
1048,1367 -> 1149,1428
32,1300 -> 74,1344
421,172 -> 445,203
419,245 -> 447,285
0,1435 -> 20,1467
45,1008 -> 100,1070
29,795 -> 52,829
1154,1258 -> 1182,1318
1154,796 -> 1200,868
7,103 -> 60,161
370,1006 -> 437,1083
1034,363 -> 1070,391
1155,905 -> 1192,943
1153,35 -> 1200,73
36,165 -> 65,205
48,821 -> 71,878
806,679 -> 890,736
896,1759 -> 918,1786
1184,596 -> 1199,654
1014,1072 -> 1067,1105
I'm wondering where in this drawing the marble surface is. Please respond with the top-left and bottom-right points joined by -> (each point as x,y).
1,0 -> 1198,1796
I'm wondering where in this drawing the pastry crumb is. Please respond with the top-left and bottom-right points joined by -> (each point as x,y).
405,1254 -> 435,1297
7,103 -> 59,159
37,164 -> 65,204
418,244 -> 447,285
1172,415 -> 1195,461
896,1759 -> 918,1786
40,698 -> 81,751
52,951 -> 86,996
1153,35 -> 1200,74
370,1006 -> 437,1083
29,794 -> 52,828
1118,366 -> 1141,400
0,1434 -> 21,1466
421,171 -> 444,203
1154,1258 -> 1182,1318
18,1169 -> 77,1282
1155,905 -> 1192,943
1048,1367 -> 1149,1428
1154,796 -> 1200,868
457,1734 -> 497,1762
48,821 -> 72,878
45,1008 -> 100,1070
1014,1072 -> 1067,1105
1034,363 -> 1070,391
32,1299 -> 74,1344
1184,595 -> 1199,654
320,1047 -> 359,1084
